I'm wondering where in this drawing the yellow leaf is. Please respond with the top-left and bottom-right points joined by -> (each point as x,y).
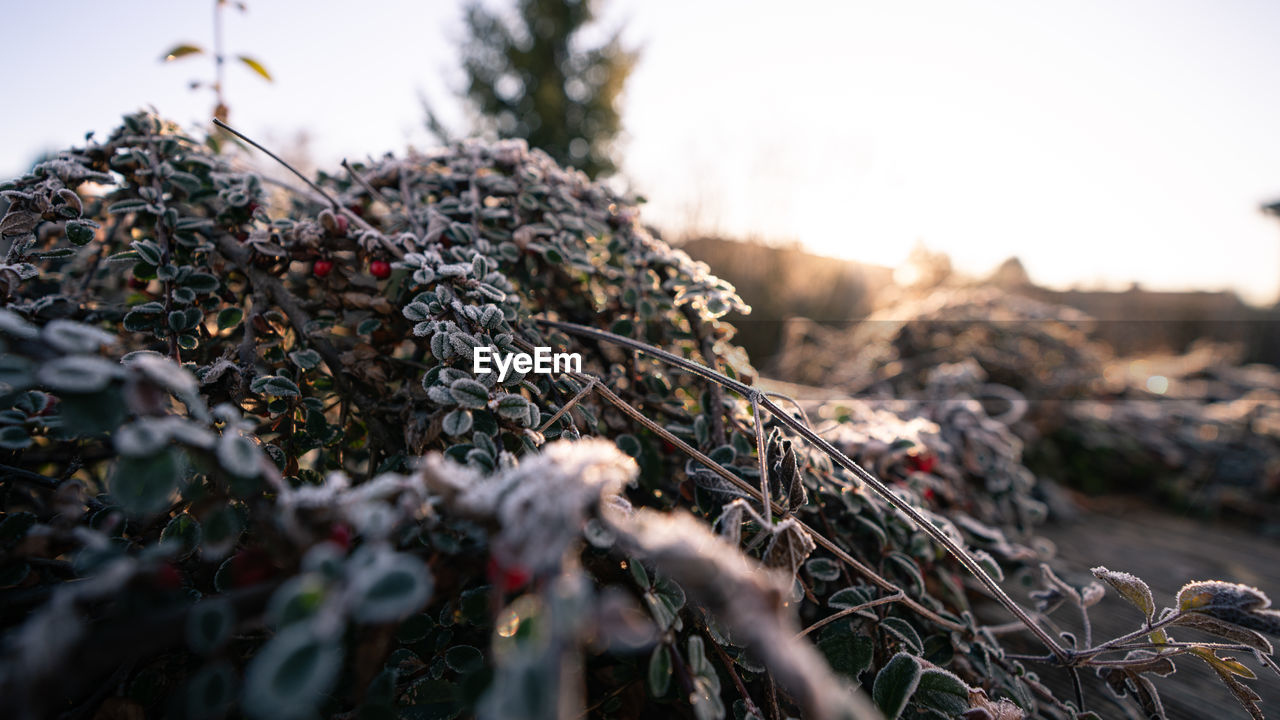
1190,647 -> 1257,679
237,55 -> 273,82
162,44 -> 204,62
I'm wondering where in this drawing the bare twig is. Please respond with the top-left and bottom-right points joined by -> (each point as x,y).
796,591 -> 905,639
536,318 -> 1066,661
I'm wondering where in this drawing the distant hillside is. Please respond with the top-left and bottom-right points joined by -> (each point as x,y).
679,238 -> 1280,367
676,236 -> 895,363
986,259 -> 1280,362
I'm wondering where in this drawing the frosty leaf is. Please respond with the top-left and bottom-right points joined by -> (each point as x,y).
494,392 -> 530,421
1173,613 -> 1273,655
242,623 -> 342,720
111,448 -> 182,516
444,645 -> 483,674
218,432 -> 263,478
37,355 -> 120,394
349,550 -> 434,623
251,375 -> 300,398
805,557 -> 841,582
448,378 -> 489,409
442,408 -> 473,436
1093,566 -> 1156,621
288,349 -> 322,370
880,616 -> 923,655
648,645 -> 672,697
817,628 -> 873,679
0,309 -> 38,339
186,598 -> 233,654
872,652 -> 921,720
761,519 -> 814,579
913,667 -> 970,717
216,307 -> 243,330
1177,580 -> 1270,613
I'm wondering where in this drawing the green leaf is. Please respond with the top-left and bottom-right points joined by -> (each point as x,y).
216,307 -> 244,330
817,628 -> 873,681
242,623 -> 342,720
251,375 -> 300,398
66,219 -> 96,246
615,434 -> 642,458
36,355 -> 120,394
828,586 -> 879,619
493,392 -> 530,421
289,349 -> 322,370
162,43 -> 204,61
202,505 -> 243,558
267,576 -> 328,628
351,551 -> 434,623
806,557 -> 841,582
884,552 -> 924,597
1092,566 -> 1155,621
107,199 -> 154,215
913,668 -> 969,716
0,425 -> 31,450
0,512 -> 37,547
110,448 -> 182,516
237,55 -> 273,81
185,661 -> 237,719
186,598 -> 234,654
880,617 -> 923,655
442,408 -> 473,437
444,645 -> 484,674
185,272 -> 219,293
217,432 -> 262,478
161,512 -> 202,555
872,652 -> 921,720
401,677 -> 461,719
449,378 -> 489,409
647,645 -> 672,697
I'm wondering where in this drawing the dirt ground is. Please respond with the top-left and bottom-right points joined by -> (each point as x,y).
1014,499 -> 1280,719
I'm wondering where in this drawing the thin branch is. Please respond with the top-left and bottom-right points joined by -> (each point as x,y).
213,118 -> 340,210
752,391 -> 771,523
582,372 -> 964,633
707,629 -> 764,719
796,591 -> 905,639
679,305 -> 725,445
537,318 -> 1064,660
537,376 -> 596,434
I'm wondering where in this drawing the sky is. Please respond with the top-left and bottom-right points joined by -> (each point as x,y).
3,0 -> 1280,304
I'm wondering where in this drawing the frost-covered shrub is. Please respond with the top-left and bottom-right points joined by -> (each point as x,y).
0,113 -> 1275,720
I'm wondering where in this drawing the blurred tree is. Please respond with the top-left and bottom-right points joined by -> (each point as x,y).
455,0 -> 638,177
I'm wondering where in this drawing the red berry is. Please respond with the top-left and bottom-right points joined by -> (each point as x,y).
370,260 -> 391,279
327,523 -> 352,551
154,562 -> 183,590
313,259 -> 334,278
907,450 -> 937,474
334,214 -> 349,235
248,201 -> 260,214
487,555 -> 531,593
923,488 -> 937,503
235,230 -> 248,242
229,548 -> 274,587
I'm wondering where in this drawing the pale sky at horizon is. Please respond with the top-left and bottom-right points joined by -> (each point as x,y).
4,1 -> 1280,304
